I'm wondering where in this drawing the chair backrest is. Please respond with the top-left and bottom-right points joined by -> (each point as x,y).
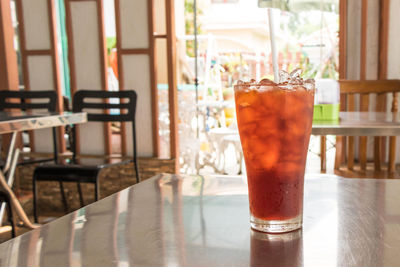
0,90 -> 59,163
72,90 -> 137,159
0,90 -> 57,112
336,80 -> 400,175
73,90 -> 137,122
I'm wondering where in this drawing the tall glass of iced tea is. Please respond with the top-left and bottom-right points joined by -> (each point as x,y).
234,71 -> 314,233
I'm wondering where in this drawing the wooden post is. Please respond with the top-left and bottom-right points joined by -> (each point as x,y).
0,0 -> 19,91
114,0 -> 159,158
335,0 -> 348,170
166,0 -> 179,172
0,0 -> 20,157
320,136 -> 326,173
64,0 -> 111,157
359,0 -> 368,171
377,0 -> 390,172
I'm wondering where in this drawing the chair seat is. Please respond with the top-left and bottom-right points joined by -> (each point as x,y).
72,157 -> 132,167
0,154 -> 55,170
32,90 -> 140,223
34,164 -> 103,183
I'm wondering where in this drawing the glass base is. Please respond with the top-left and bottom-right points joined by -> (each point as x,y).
250,214 -> 302,233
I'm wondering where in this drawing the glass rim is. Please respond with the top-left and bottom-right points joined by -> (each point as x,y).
234,83 -> 315,92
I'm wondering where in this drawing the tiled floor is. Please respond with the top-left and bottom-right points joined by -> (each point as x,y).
0,222 -> 30,244
0,225 -> 14,243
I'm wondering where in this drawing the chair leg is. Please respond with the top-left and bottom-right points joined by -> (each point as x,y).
33,174 -> 38,224
94,177 -> 100,202
389,136 -> 396,173
7,199 -> 15,238
320,136 -> 326,173
134,159 -> 140,184
334,136 -> 344,170
59,181 -> 69,213
77,182 -> 84,207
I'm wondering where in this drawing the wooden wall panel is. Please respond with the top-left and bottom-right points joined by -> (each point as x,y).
387,0 -> 400,80
122,55 -> 153,157
21,0 -> 51,50
346,0 -> 362,80
154,0 -> 167,34
165,0 -> 179,168
120,0 -> 149,49
69,2 -> 102,90
338,0 -> 385,169
340,0 -> 399,168
387,0 -> 400,164
27,55 -> 55,152
365,0 -> 379,161
365,0 -> 379,80
65,0 -> 109,156
27,56 -> 54,90
116,0 -> 158,158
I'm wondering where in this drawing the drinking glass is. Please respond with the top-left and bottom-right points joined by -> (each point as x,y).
234,74 -> 314,233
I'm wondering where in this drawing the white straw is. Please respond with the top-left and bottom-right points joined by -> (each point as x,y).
268,8 -> 279,83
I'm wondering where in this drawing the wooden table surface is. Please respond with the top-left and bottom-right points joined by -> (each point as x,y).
312,111 -> 400,136
1,173 -> 399,266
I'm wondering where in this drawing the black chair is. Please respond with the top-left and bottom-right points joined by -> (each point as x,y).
0,90 -> 59,164
33,90 -> 139,222
0,190 -> 16,238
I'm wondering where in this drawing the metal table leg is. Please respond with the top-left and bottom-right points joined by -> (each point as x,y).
0,145 -> 19,223
0,132 -> 38,229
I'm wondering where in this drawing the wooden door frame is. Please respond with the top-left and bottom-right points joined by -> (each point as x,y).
114,0 -> 159,158
15,0 -> 66,152
64,0 -> 111,156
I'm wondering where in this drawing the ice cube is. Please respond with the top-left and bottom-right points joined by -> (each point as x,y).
259,117 -> 280,138
293,85 -> 306,91
236,90 -> 259,107
303,79 -> 315,91
260,140 -> 280,169
259,78 -> 277,86
279,70 -> 290,84
286,119 -> 306,138
237,106 -> 257,124
289,68 -> 302,79
278,162 -> 303,178
241,122 -> 258,136
291,77 -> 303,85
283,153 -> 302,163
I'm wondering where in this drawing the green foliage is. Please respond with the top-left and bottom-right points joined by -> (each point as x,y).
106,37 -> 116,53
298,52 -> 318,79
321,56 -> 339,79
285,12 -> 321,39
281,10 -> 339,79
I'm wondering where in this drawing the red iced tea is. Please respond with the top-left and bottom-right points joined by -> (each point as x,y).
235,80 -> 314,232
